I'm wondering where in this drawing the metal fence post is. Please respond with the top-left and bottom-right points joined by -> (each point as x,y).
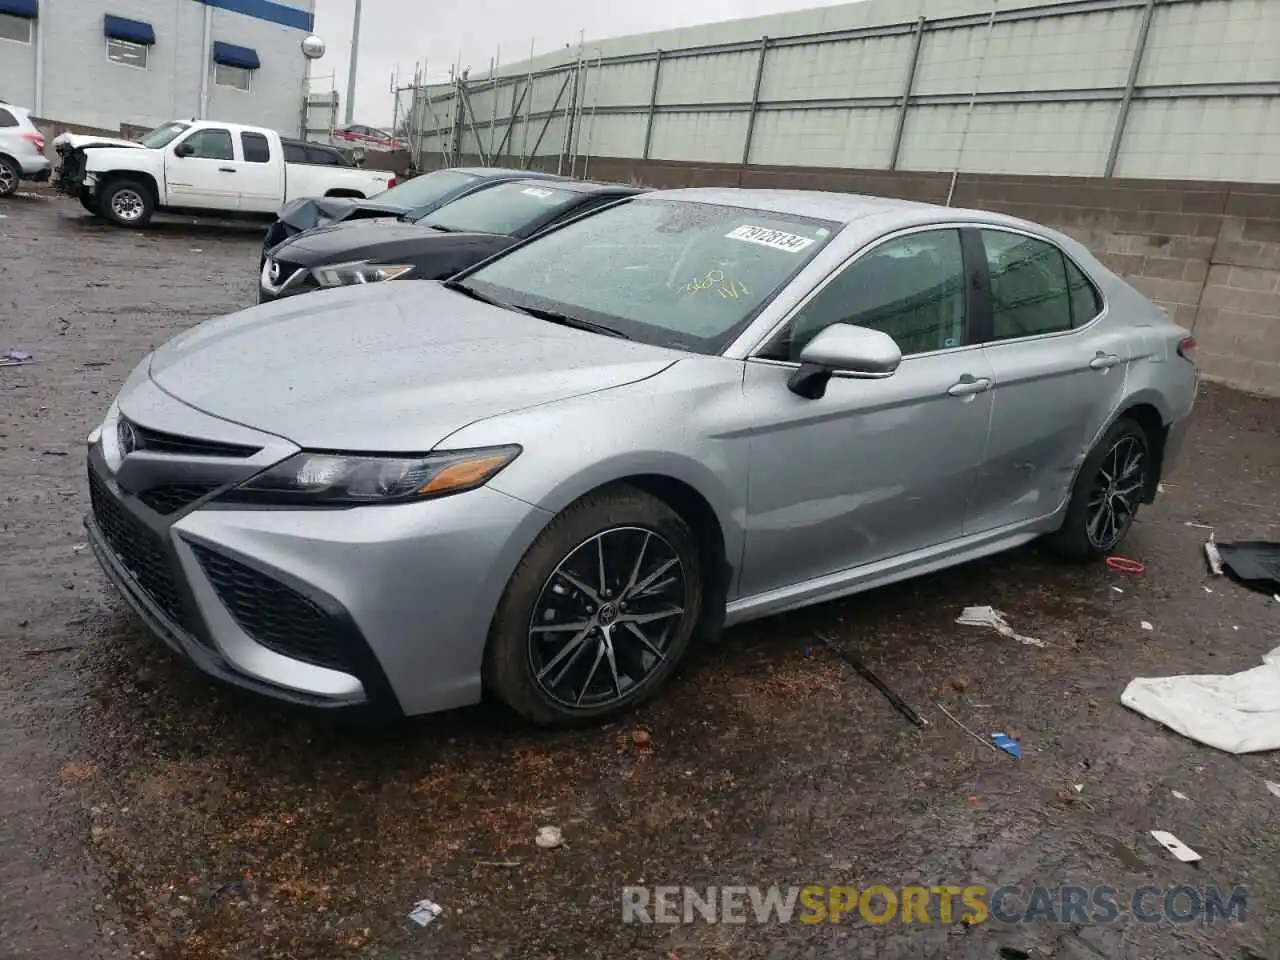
1105,0 -> 1156,178
641,50 -> 663,161
889,17 -> 926,171
738,36 -> 770,184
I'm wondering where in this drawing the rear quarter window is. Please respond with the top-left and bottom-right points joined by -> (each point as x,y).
0,108 -> 17,127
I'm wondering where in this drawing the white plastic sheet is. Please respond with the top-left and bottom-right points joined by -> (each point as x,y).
1121,646 -> 1280,754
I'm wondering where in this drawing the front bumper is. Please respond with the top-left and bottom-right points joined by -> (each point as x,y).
85,407 -> 553,718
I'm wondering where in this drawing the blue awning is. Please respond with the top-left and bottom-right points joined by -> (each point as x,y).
212,40 -> 260,70
104,14 -> 156,46
0,0 -> 39,19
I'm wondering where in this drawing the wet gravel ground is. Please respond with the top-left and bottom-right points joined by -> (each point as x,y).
2,192 -> 1278,960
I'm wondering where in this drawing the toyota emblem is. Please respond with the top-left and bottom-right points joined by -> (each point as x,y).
116,419 -> 137,456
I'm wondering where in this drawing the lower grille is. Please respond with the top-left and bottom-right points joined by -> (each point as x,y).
139,483 -> 217,515
191,544 -> 351,673
88,470 -> 185,624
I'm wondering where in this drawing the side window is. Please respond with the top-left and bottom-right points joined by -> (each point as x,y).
1064,255 -> 1103,327
240,132 -> 270,163
181,128 -> 234,161
0,108 -> 17,128
980,230 -> 1073,339
769,229 -> 967,361
282,142 -> 306,164
305,145 -> 340,165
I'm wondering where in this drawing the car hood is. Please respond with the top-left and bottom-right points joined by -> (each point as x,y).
276,196 -> 407,233
274,219 -> 503,267
147,280 -> 680,452
53,132 -> 141,151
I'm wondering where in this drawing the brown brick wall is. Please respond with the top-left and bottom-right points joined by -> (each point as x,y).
418,152 -> 1280,397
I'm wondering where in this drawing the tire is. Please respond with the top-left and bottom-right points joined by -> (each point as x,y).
99,178 -> 154,228
0,156 -> 19,198
1044,417 -> 1151,561
484,485 -> 704,727
78,188 -> 99,216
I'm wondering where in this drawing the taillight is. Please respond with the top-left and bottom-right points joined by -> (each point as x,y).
22,132 -> 44,151
387,177 -> 397,189
1177,336 -> 1197,363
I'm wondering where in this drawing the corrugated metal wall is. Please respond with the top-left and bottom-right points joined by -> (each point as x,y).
399,0 -> 1280,182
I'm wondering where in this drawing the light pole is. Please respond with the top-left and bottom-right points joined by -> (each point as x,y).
344,0 -> 363,125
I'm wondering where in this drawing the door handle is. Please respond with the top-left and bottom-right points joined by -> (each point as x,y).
1089,352 -> 1121,370
947,376 -> 992,397
218,167 -> 236,173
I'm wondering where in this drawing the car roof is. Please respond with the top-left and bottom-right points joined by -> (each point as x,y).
454,166 -> 566,180
505,178 -> 646,196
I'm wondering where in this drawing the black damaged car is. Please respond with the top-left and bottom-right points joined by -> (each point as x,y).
260,166 -> 567,263
258,178 -> 646,303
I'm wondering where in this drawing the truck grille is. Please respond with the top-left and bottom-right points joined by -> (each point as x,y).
191,544 -> 351,673
88,469 -> 185,624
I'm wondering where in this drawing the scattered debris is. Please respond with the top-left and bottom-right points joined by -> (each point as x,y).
1140,621 -> 1154,631
633,727 -> 652,747
951,677 -> 970,693
816,632 -> 928,727
1073,784 -> 1083,792
991,733 -> 1023,759
1150,830 -> 1201,863
955,606 -> 1045,648
1265,782 -> 1280,799
1215,540 -> 1280,595
934,701 -> 1001,755
1,349 -> 34,367
535,825 -> 564,849
1106,556 -> 1145,574
1121,645 -> 1280,754
1203,585 -> 1214,593
1172,790 -> 1189,801
407,898 -> 442,927
1204,535 -> 1224,576
476,860 -> 522,868
1112,586 -> 1124,593
1056,788 -> 1076,804
1184,520 -> 1214,530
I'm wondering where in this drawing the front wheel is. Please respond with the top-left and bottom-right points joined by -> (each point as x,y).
1044,417 -> 1151,560
99,178 -> 154,228
484,485 -> 703,727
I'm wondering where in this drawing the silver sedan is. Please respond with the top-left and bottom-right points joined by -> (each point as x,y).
84,188 -> 1199,726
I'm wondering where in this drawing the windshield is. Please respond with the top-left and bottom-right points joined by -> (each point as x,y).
418,182 -> 581,236
372,168 -> 478,207
460,198 -> 838,353
137,122 -> 189,149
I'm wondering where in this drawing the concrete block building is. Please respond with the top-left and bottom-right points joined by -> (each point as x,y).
0,0 -> 317,136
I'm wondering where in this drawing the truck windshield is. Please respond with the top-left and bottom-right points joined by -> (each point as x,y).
137,122 -> 190,149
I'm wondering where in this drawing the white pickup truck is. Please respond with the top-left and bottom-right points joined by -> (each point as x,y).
54,119 -> 395,228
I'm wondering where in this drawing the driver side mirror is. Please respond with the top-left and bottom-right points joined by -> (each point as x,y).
786,323 -> 902,399
173,142 -> 194,158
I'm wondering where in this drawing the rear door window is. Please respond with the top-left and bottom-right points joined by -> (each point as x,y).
979,230 -> 1073,340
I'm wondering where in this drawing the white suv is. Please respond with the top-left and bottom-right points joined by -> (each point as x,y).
0,102 -> 50,197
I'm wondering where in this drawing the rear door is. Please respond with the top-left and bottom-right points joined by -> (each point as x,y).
236,131 -> 283,213
963,227 -> 1129,534
165,127 -> 238,209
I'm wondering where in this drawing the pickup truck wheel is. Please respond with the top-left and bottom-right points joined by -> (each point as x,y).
100,179 -> 154,228
0,156 -> 19,198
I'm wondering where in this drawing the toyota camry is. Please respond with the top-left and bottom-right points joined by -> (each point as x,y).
84,188 -> 1198,726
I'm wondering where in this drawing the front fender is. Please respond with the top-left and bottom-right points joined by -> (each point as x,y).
84,147 -> 164,180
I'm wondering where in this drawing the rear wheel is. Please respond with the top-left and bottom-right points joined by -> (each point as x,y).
0,156 -> 19,198
484,485 -> 703,727
99,178 -> 154,228
1044,417 -> 1151,560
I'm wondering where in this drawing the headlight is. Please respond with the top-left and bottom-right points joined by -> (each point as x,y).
311,260 -> 414,288
218,445 -> 521,506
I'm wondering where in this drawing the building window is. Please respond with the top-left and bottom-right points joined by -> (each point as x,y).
107,38 -> 149,68
214,63 -> 252,92
0,12 -> 33,44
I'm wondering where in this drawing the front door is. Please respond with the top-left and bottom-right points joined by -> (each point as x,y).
963,227 -> 1133,534
738,227 -> 996,600
165,127 -> 238,209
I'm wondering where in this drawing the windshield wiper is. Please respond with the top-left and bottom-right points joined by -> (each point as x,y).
441,281 -> 630,339
516,305 -> 631,339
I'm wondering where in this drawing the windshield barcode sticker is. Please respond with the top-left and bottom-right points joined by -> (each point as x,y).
521,187 -> 555,198
725,225 -> 815,252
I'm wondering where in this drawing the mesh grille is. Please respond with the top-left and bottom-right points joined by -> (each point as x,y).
88,469 -> 184,624
191,544 -> 351,673
137,484 -> 216,515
